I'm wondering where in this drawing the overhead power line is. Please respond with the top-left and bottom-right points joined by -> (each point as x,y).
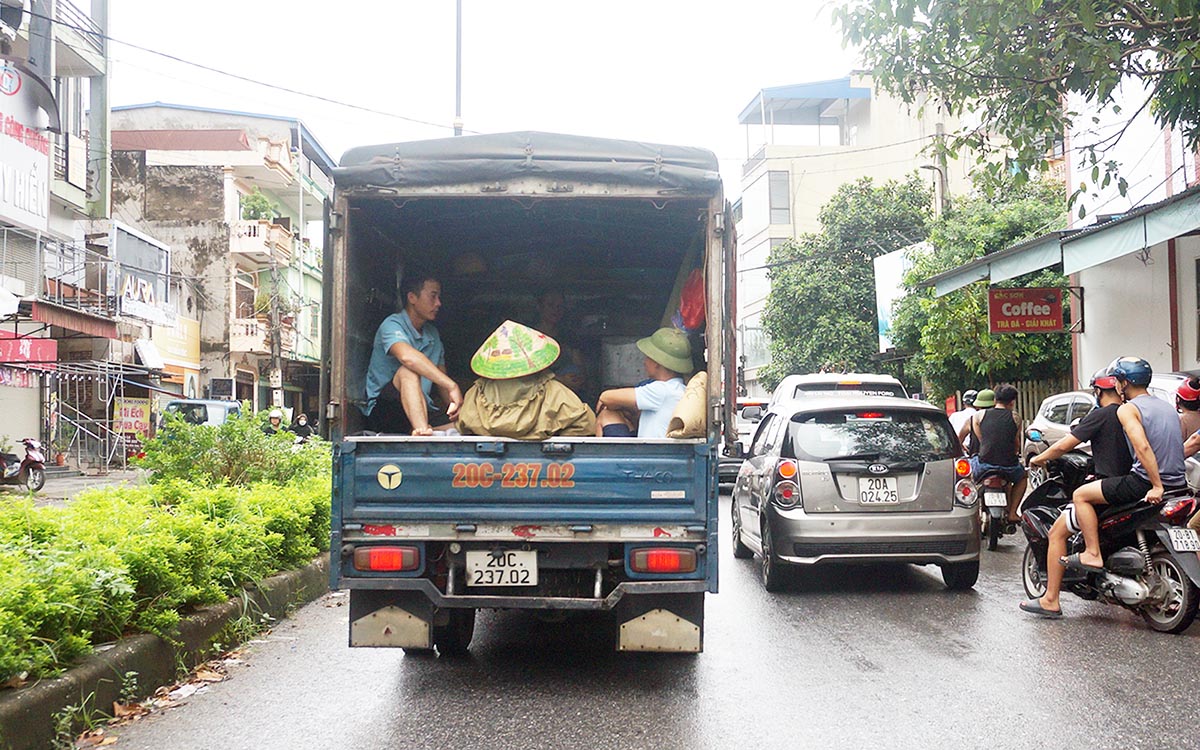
23,8 -> 472,134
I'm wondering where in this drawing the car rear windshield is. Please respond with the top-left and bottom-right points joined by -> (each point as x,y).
792,383 -> 907,399
785,409 -> 959,462
166,403 -> 208,425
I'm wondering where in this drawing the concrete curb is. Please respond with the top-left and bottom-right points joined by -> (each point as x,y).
0,557 -> 329,750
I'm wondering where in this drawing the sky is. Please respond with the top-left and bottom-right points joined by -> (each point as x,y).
105,0 -> 859,197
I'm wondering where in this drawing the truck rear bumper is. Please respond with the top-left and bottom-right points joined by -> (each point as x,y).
340,577 -> 706,611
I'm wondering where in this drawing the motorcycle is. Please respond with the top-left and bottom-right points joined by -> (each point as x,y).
977,469 -> 1014,551
0,437 -> 46,492
1020,449 -> 1200,633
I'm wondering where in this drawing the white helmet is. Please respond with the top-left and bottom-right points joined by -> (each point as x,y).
269,409 -> 282,419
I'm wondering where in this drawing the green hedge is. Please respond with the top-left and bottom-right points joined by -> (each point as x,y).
0,411 -> 332,683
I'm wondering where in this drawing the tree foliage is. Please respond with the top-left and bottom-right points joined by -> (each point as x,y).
889,178 -> 1070,400
834,1 -> 1200,209
759,175 -> 931,390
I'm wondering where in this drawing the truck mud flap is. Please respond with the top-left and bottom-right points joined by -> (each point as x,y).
615,592 -> 704,653
349,590 -> 433,649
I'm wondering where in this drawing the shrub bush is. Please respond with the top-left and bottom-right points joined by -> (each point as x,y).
0,471 -> 331,683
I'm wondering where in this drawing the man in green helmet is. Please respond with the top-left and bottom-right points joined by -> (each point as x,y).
594,327 -> 693,439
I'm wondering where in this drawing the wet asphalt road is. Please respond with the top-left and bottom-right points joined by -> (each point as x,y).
107,495 -> 1200,750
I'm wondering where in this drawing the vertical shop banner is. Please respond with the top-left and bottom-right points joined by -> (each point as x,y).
113,397 -> 153,439
987,288 -> 1065,334
0,60 -> 50,232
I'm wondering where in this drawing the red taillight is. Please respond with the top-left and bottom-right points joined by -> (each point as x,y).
982,476 -> 1007,488
856,411 -> 884,419
774,479 -> 801,508
955,458 -> 972,477
777,460 -> 798,480
630,548 -> 698,574
1161,498 -> 1198,525
353,545 -> 421,572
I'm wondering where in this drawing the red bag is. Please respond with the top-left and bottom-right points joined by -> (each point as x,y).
679,269 -> 705,331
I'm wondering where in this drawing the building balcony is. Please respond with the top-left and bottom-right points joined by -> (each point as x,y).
229,221 -> 293,269
54,0 -> 105,77
229,317 -> 296,356
51,133 -> 89,211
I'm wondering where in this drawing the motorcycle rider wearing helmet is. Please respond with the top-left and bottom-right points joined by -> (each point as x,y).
948,389 -> 979,438
959,385 -> 1027,524
1176,377 -> 1200,439
263,408 -> 284,435
1023,356 -> 1187,618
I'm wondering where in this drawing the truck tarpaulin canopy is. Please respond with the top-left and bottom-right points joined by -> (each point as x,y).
334,131 -> 721,192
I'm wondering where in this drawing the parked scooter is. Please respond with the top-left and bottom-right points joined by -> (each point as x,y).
0,438 -> 46,492
1020,448 -> 1200,633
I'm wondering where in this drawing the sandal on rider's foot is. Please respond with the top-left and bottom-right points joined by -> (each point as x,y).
1060,552 -> 1104,574
1019,599 -> 1062,618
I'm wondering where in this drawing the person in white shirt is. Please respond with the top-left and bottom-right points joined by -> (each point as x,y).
948,389 -> 979,440
594,327 -> 692,438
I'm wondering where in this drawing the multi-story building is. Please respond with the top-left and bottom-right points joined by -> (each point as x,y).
734,73 -> 970,395
0,0 -> 119,451
109,103 -> 335,418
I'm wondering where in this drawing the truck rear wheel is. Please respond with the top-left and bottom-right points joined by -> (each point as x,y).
433,608 -> 475,655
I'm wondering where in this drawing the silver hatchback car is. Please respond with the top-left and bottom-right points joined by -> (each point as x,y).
731,396 -> 981,591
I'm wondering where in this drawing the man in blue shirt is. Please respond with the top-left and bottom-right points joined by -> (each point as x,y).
594,327 -> 691,438
363,273 -> 462,435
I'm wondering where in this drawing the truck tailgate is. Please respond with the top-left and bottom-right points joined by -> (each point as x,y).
336,437 -> 711,525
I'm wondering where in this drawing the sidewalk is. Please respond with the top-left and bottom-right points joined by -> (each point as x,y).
0,468 -> 147,508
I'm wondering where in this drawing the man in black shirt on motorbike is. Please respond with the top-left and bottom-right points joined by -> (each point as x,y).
1022,357 -> 1186,618
1024,370 -> 1132,618
960,384 -> 1027,524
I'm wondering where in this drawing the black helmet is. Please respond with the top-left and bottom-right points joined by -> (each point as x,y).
1106,356 -> 1153,387
962,389 -> 979,406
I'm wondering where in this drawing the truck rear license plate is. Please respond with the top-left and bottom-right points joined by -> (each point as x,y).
466,550 -> 538,586
1169,528 -> 1200,552
858,476 -> 899,504
983,491 -> 1008,508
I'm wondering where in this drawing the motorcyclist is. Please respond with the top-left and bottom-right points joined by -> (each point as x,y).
1176,377 -> 1200,439
1022,356 -> 1187,619
289,413 -> 315,440
948,389 -> 979,438
263,408 -> 284,436
960,384 -> 1026,524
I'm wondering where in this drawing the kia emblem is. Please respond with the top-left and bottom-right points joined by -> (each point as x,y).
867,464 -> 888,475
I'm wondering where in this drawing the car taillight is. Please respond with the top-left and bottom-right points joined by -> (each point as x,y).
774,480 -> 801,509
982,475 -> 1007,489
856,411 -> 884,419
955,458 -> 972,477
953,479 -> 977,508
353,545 -> 421,572
777,460 -> 798,480
630,547 -> 698,574
1161,497 -> 1198,525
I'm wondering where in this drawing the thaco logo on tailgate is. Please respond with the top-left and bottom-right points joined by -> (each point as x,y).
450,462 -> 576,489
377,464 -> 404,490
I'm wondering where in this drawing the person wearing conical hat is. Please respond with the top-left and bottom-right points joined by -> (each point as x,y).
456,321 -> 596,439
594,327 -> 692,438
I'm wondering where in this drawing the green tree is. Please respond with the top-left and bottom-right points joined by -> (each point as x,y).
889,177 -> 1070,400
759,175 -> 931,390
834,1 -> 1200,210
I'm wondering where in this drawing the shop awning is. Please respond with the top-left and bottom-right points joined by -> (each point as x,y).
23,300 -> 119,339
923,183 -> 1200,297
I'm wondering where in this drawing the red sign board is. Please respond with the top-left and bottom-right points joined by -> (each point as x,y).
987,288 -> 1065,334
0,336 -> 57,363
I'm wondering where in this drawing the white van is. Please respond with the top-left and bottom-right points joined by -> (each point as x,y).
162,399 -> 242,427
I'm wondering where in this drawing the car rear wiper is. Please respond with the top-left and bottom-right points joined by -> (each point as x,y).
825,452 -> 881,462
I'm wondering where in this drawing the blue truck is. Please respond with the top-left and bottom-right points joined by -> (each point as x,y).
324,132 -> 736,654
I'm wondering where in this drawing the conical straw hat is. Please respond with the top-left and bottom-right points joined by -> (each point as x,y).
470,320 -> 561,379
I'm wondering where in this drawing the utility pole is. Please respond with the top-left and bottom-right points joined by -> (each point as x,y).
453,0 -> 463,136
268,253 -> 283,409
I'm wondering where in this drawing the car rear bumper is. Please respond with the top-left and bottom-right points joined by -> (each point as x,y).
768,506 -> 980,565
718,457 -> 743,483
